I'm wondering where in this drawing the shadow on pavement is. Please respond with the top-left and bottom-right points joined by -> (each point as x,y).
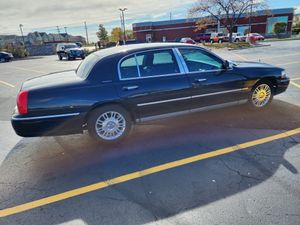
1,99 -> 300,224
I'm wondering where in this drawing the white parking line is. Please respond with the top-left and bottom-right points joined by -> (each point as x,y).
0,80 -> 15,88
275,61 -> 300,66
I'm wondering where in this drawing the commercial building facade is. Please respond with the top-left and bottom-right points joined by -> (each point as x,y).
133,8 -> 294,42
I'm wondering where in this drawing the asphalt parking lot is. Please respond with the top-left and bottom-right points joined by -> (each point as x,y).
0,40 -> 300,225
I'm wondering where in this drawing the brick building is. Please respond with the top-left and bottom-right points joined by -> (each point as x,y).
133,8 -> 294,42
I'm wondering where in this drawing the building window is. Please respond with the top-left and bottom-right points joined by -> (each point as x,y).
266,16 -> 288,34
237,26 -> 250,35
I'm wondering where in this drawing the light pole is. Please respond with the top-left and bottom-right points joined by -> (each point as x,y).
19,24 -> 25,45
119,8 -> 127,45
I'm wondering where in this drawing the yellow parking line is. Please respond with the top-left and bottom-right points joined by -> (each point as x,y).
0,128 -> 300,218
0,80 -> 15,88
290,81 -> 300,89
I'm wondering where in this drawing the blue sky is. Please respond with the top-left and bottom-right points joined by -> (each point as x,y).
1,0 -> 299,42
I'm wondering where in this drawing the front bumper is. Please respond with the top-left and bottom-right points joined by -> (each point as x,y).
11,112 -> 84,137
275,77 -> 290,95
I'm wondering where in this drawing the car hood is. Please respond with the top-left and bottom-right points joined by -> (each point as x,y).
233,61 -> 282,70
21,70 -> 83,91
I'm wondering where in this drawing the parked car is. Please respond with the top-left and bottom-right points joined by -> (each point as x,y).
11,43 -> 289,143
0,51 -> 14,62
179,37 -> 196,44
246,33 -> 265,41
56,43 -> 85,60
210,33 -> 229,43
230,33 -> 246,42
195,33 -> 211,43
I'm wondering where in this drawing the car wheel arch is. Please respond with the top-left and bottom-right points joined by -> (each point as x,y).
252,77 -> 277,92
84,102 -> 136,127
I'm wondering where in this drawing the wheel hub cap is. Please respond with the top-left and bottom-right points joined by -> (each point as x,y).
252,84 -> 271,107
95,111 -> 126,140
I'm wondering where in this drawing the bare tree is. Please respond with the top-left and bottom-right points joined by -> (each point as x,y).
189,0 -> 267,42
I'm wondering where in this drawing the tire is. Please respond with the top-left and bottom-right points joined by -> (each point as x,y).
58,54 -> 62,60
67,54 -> 72,60
81,56 -> 85,60
87,105 -> 132,143
235,39 -> 240,43
210,40 -> 214,44
218,39 -> 222,44
248,81 -> 274,109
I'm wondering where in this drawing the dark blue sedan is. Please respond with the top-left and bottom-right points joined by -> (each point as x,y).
0,51 -> 13,62
11,43 -> 289,142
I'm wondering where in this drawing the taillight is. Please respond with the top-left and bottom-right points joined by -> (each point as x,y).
17,90 -> 29,114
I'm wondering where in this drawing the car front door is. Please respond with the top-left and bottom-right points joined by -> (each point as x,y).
115,49 -> 192,121
176,48 -> 249,110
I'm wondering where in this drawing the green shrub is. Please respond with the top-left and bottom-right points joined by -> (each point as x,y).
1,44 -> 28,58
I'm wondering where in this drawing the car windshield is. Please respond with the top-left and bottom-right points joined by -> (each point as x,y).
76,53 -> 99,79
64,44 -> 78,49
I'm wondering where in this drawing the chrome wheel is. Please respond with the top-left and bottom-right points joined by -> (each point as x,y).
95,111 -> 126,140
251,84 -> 272,107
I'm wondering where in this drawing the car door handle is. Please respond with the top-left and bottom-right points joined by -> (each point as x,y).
192,78 -> 207,86
122,85 -> 139,91
195,78 -> 207,82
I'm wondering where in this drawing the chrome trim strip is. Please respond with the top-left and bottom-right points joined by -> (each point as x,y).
138,96 -> 191,107
137,100 -> 247,122
12,113 -> 80,121
137,88 -> 249,106
191,88 -> 248,98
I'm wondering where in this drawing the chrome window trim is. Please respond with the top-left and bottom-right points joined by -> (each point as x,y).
137,88 -> 249,107
12,113 -> 80,121
117,48 -> 185,81
175,47 -> 232,74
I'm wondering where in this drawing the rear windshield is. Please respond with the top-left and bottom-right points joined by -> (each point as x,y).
76,54 -> 99,79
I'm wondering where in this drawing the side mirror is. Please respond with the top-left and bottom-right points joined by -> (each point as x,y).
224,60 -> 232,70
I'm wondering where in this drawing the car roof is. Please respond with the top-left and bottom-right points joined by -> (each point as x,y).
92,42 -> 201,58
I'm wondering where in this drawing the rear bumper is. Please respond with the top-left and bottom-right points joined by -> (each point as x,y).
11,112 -> 85,137
275,78 -> 290,95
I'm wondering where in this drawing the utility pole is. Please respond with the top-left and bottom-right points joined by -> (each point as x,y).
249,0 -> 253,33
84,21 -> 89,45
19,24 -> 25,45
119,8 -> 127,45
56,26 -> 61,42
64,27 -> 69,42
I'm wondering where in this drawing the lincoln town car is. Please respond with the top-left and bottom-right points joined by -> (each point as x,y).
11,43 -> 290,142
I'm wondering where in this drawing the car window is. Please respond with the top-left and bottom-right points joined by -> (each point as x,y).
120,55 -> 139,79
179,48 -> 224,72
136,49 -> 180,77
76,54 -> 99,79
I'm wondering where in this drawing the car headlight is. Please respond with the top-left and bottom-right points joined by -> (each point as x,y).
281,70 -> 287,79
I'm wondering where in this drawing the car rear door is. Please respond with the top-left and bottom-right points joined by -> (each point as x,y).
115,48 -> 192,121
176,47 -> 249,110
